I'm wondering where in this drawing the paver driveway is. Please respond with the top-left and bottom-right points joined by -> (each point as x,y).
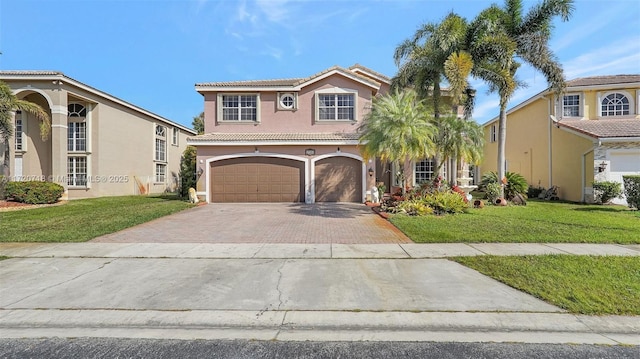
92,203 -> 411,244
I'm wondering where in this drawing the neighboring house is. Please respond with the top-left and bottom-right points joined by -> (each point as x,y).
481,74 -> 640,205
0,71 -> 196,199
189,64 -> 462,203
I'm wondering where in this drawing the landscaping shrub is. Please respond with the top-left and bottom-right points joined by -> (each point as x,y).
481,171 -> 529,200
179,145 -> 197,198
4,181 -> 64,204
527,185 -> 545,199
622,175 -> 640,209
0,175 -> 6,200
592,181 -> 623,204
423,190 -> 467,215
485,182 -> 501,204
396,199 -> 433,216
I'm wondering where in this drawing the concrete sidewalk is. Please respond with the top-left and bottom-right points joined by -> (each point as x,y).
1,242 -> 638,345
1,242 -> 639,258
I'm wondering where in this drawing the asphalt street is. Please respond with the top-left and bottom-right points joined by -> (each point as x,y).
1,338 -> 639,359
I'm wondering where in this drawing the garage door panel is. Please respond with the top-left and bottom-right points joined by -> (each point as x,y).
315,157 -> 362,202
211,157 -> 303,203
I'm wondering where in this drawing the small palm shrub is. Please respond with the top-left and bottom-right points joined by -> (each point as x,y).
4,181 -> 64,204
481,171 -> 529,200
622,175 -> 640,209
396,199 -> 434,216
592,181 -> 623,204
423,190 -> 468,215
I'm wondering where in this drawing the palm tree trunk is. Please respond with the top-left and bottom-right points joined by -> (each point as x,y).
497,104 -> 507,198
2,137 -> 10,177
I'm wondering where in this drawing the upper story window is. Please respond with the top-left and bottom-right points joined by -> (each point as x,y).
155,125 -> 166,162
172,127 -> 179,146
15,111 -> 23,151
490,124 -> 497,143
601,93 -> 630,116
68,103 -> 87,117
219,94 -> 259,122
68,122 -> 86,152
562,94 -> 581,117
317,93 -> 355,121
278,92 -> 297,110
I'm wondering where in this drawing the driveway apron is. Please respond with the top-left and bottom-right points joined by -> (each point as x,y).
92,203 -> 411,244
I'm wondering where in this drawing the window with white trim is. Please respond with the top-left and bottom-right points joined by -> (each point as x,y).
14,111 -> 23,151
172,127 -> 179,146
68,122 -> 86,151
155,125 -> 166,162
155,163 -> 166,183
68,156 -> 87,187
490,124 -> 497,143
601,93 -> 630,116
562,94 -> 580,117
317,93 -> 355,121
219,94 -> 258,122
415,159 -> 435,184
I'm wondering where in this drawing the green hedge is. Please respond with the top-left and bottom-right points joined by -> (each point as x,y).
622,175 -> 640,209
4,181 -> 64,204
592,181 -> 623,204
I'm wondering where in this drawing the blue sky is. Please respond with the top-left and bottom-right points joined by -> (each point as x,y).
1,0 -> 639,129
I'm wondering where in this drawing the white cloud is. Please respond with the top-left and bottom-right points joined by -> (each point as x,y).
255,0 -> 291,23
563,38 -> 640,78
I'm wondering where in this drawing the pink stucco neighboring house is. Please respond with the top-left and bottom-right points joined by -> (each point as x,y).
188,64 -> 391,203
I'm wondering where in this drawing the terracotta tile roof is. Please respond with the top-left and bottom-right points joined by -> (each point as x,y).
189,132 -> 361,142
349,64 -> 391,82
566,75 -> 640,87
196,65 -> 382,89
558,119 -> 640,138
0,70 -> 63,76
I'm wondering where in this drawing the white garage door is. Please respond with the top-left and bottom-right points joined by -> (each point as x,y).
609,150 -> 640,205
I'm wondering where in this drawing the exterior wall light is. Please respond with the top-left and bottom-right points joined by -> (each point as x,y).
368,168 -> 374,177
598,161 -> 607,172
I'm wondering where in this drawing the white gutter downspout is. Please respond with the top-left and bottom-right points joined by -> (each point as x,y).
581,146 -> 595,203
546,96 -> 553,188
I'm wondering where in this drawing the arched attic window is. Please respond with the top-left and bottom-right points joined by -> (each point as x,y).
601,93 -> 630,117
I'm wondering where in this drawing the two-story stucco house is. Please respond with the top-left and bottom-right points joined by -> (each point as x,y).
0,71 -> 196,199
189,65 -> 398,203
481,74 -> 640,205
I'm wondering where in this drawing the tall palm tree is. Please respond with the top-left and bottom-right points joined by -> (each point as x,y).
358,89 -> 436,194
468,0 -> 573,196
0,80 -> 50,177
392,12 -> 479,183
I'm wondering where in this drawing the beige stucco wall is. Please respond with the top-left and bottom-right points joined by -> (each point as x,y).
3,77 -> 195,199
550,126 -> 594,202
480,97 -> 552,188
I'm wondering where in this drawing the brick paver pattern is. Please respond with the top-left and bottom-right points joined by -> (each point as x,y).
92,203 -> 411,244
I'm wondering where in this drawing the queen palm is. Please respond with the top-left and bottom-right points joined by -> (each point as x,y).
393,12 -> 479,183
468,0 -> 573,196
358,89 -> 436,194
0,80 -> 50,177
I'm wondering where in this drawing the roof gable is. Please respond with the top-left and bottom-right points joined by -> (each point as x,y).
195,65 -> 384,93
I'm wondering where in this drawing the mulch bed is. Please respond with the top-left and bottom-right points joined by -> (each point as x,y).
0,199 -> 65,212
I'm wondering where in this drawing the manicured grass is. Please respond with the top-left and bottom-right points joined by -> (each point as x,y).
453,255 -> 640,315
0,195 -> 194,242
390,200 -> 640,243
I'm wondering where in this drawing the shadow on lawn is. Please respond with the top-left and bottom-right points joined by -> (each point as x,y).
572,206 -> 631,213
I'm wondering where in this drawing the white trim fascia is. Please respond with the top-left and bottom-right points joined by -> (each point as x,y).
4,73 -> 196,134
555,124 -> 599,142
11,87 -> 55,109
599,137 -> 640,143
567,82 -> 640,92
349,68 -> 391,85
187,140 -> 360,146
296,69 -> 380,90
197,85 -> 297,92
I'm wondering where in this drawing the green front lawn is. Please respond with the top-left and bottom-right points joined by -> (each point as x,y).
0,195 -> 194,242
390,200 -> 640,243
453,255 -> 640,315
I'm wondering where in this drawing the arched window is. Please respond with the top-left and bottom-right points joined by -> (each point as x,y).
601,93 -> 630,116
68,103 -> 87,117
